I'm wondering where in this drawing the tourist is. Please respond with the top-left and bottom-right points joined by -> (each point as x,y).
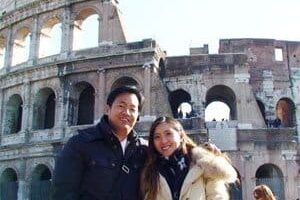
140,116 -> 237,200
51,86 -> 147,200
253,184 -> 276,200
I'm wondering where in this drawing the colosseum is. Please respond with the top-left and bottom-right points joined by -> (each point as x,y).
0,0 -> 299,199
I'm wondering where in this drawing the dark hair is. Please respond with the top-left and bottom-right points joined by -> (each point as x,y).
106,86 -> 144,112
140,116 -> 196,200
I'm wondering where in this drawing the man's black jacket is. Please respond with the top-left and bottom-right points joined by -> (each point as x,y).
51,115 -> 147,200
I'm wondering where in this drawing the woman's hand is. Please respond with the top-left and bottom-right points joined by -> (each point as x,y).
203,142 -> 222,156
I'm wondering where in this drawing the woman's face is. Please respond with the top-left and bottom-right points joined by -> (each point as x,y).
153,122 -> 182,157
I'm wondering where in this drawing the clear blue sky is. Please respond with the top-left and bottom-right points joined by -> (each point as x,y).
119,0 -> 300,56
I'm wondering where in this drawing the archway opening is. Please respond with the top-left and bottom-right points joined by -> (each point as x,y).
77,84 -> 95,125
68,82 -> 95,126
0,35 -> 5,69
178,102 -> 193,118
111,76 -> 140,91
205,85 -> 236,120
0,168 -> 18,200
4,94 -> 23,134
256,99 -> 267,125
229,169 -> 243,200
158,58 -> 166,78
12,27 -> 31,65
39,17 -> 62,57
169,89 -> 193,119
256,164 -> 285,200
32,88 -> 56,130
73,9 -> 99,50
205,101 -> 230,121
31,164 -> 52,200
44,93 -> 55,129
276,98 -> 295,127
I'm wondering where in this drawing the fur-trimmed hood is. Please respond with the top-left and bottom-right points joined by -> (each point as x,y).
190,146 -> 237,183
156,146 -> 238,200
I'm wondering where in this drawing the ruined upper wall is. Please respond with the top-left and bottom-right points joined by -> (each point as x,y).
0,0 -> 115,14
219,38 -> 300,69
1,0 -> 37,13
164,53 -> 247,77
0,0 -> 119,30
1,0 -> 81,29
219,38 -> 300,92
0,0 -> 128,73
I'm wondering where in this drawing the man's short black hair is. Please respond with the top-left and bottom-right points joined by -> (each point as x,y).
106,86 -> 144,112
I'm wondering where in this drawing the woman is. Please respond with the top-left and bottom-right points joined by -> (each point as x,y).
253,184 -> 276,200
140,116 -> 237,200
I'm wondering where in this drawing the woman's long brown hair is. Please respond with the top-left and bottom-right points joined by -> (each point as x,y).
253,184 -> 276,200
140,116 -> 197,200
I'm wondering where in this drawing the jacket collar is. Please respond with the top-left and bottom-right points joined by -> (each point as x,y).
158,165 -> 203,200
181,146 -> 238,197
78,115 -> 138,143
158,149 -> 204,200
158,146 -> 237,199
158,174 -> 173,200
179,165 -> 204,198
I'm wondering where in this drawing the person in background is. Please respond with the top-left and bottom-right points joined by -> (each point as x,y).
51,86 -> 147,200
253,184 -> 276,200
140,116 -> 237,200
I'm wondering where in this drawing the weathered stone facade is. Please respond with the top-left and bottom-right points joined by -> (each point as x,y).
0,0 -> 299,199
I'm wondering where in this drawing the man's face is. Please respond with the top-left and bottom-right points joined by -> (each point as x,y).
107,92 -> 139,137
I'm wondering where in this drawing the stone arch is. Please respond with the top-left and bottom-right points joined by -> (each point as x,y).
205,85 -> 237,120
73,8 -> 100,50
0,168 -> 18,200
4,94 -> 23,134
168,89 -> 192,118
39,16 -> 62,58
69,81 -> 95,125
275,98 -> 296,127
30,164 -> 51,200
0,35 -> 5,69
32,88 -> 56,130
229,168 -> 243,200
158,58 -> 166,78
255,164 -> 285,200
205,101 -> 230,121
111,76 -> 141,91
12,27 -> 31,66
256,99 -> 267,125
77,84 -> 95,125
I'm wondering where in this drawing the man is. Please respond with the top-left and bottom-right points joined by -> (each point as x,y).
51,86 -> 147,200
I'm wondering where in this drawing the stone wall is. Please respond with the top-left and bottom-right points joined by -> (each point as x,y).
0,1 -> 299,199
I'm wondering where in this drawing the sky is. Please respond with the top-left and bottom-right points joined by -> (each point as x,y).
119,0 -> 300,56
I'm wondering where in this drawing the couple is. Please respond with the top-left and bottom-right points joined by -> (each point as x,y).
51,86 -> 237,200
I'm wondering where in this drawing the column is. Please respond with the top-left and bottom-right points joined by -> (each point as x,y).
193,80 -> 206,118
296,104 -> 300,143
95,68 -> 106,121
0,89 -> 3,142
28,15 -> 39,65
242,154 -> 255,200
97,16 -> 103,45
56,88 -> 65,128
61,5 -> 73,58
21,81 -> 31,130
4,26 -> 13,71
17,159 -> 29,200
56,78 -> 68,129
143,63 -> 151,116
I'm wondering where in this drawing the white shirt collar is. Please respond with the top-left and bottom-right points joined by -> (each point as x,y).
120,137 -> 128,155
